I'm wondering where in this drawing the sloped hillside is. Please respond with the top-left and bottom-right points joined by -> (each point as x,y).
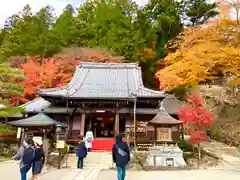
197,85 -> 240,146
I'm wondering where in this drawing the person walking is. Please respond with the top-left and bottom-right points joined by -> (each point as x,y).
31,140 -> 45,180
207,128 -> 212,142
85,128 -> 94,151
76,136 -> 88,169
112,134 -> 130,180
13,138 -> 35,180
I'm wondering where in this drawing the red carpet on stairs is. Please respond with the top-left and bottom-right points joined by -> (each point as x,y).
91,139 -> 115,151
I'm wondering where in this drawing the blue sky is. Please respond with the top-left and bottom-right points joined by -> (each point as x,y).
0,0 -> 148,26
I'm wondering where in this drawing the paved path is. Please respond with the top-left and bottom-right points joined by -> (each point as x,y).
200,141 -> 240,171
1,160 -> 240,180
97,169 -> 240,180
2,145 -> 240,180
67,152 -> 113,169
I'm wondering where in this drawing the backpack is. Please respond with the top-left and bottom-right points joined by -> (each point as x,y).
22,147 -> 35,165
115,144 -> 127,157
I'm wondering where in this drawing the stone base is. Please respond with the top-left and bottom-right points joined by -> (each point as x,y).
147,146 -> 187,168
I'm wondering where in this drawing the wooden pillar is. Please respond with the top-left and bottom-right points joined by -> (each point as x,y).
114,112 -> 119,136
89,116 -> 92,130
42,129 -> 49,159
66,115 -> 72,140
133,99 -> 137,148
114,104 -> 119,136
80,103 -> 85,137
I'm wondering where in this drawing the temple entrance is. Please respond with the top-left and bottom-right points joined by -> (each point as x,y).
93,116 -> 114,137
84,114 -> 126,138
85,115 -> 115,138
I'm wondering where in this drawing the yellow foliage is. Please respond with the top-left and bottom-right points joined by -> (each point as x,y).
156,20 -> 240,91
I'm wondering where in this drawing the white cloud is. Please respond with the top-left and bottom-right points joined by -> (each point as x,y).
0,0 -> 149,27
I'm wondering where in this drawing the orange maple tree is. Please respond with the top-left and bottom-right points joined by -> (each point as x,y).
155,0 -> 240,92
155,18 -> 240,91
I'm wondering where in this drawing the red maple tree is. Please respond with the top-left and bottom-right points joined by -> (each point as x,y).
10,56 -> 76,104
178,93 -> 214,159
10,48 -> 124,105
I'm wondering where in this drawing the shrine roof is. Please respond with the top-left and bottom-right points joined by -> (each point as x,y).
149,105 -> 182,125
161,95 -> 181,115
38,62 -> 166,100
7,112 -> 66,127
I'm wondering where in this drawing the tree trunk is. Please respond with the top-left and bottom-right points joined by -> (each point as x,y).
198,144 -> 201,160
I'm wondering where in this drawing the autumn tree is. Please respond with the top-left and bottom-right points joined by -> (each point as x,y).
53,47 -> 124,84
155,16 -> 240,91
0,63 -> 25,116
179,93 -> 214,159
12,57 -> 71,103
13,48 -> 124,104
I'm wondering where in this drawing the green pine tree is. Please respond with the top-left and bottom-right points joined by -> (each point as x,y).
179,0 -> 219,26
0,63 -> 25,116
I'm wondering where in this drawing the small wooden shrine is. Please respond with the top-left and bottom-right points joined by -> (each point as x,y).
7,112 -> 66,155
148,103 -> 183,143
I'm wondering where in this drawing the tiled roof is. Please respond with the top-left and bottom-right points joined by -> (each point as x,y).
38,62 -> 166,100
7,112 -> 66,127
20,98 -> 51,112
161,95 -> 181,115
18,97 -> 180,115
149,106 -> 182,125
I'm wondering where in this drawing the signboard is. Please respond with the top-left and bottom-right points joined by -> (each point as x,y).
17,128 -> 21,139
56,140 -> 65,149
33,136 -> 42,144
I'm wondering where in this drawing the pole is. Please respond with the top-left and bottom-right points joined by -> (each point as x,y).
133,99 -> 137,149
56,132 -> 61,169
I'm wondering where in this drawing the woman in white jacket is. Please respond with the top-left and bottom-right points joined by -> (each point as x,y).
85,128 -> 94,151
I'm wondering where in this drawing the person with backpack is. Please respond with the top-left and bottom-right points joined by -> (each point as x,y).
31,140 -> 45,180
13,138 -> 35,180
112,134 -> 130,180
76,136 -> 88,169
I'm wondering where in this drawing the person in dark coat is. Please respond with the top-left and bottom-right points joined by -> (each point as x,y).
112,134 -> 130,180
207,129 -> 211,142
31,140 -> 45,180
76,136 -> 88,169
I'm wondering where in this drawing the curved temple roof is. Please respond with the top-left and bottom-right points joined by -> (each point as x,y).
7,112 -> 66,127
149,102 -> 182,125
38,62 -> 166,100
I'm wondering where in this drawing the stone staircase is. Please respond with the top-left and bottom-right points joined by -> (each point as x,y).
67,152 -> 113,169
